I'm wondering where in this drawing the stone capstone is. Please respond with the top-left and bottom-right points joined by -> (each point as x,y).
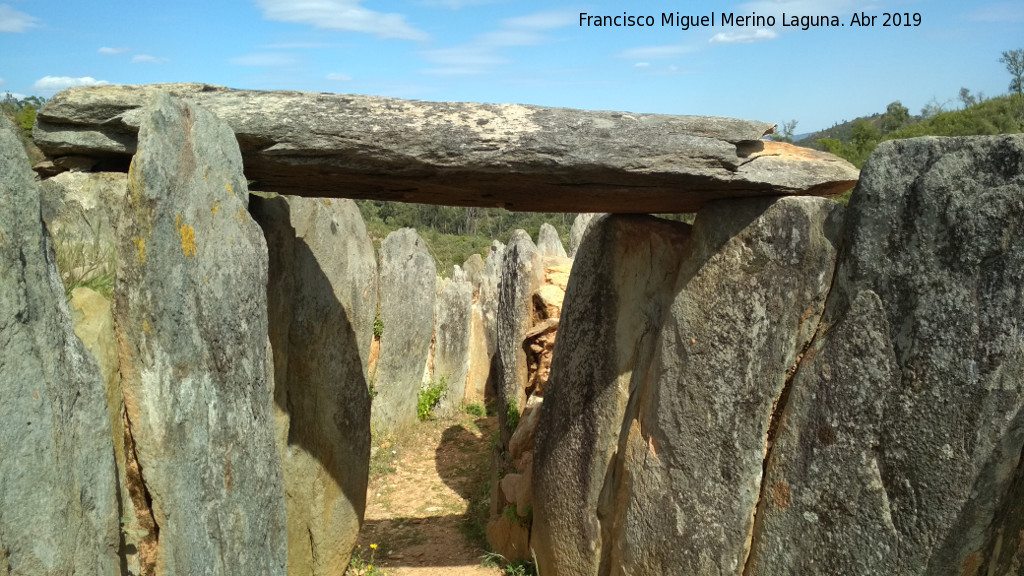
36,83 -> 859,212
250,194 -> 375,576
112,91 -> 287,575
0,114 -> 120,574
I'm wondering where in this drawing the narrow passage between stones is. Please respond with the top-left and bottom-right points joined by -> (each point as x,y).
354,412 -> 504,576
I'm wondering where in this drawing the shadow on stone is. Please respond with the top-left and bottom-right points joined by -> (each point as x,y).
252,194 -> 373,575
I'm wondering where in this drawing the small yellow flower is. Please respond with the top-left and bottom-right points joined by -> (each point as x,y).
370,544 -> 378,550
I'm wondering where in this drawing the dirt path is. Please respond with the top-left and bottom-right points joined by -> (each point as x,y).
354,412 -> 502,576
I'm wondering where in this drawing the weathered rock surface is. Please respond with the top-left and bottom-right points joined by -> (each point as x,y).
613,197 -> 841,576
250,194 -> 375,576
479,240 -> 505,356
40,171 -> 126,289
532,194 -> 843,576
536,223 -> 567,259
69,286 -> 142,573
746,135 -> 1024,576
567,213 -> 601,258
0,115 -> 120,574
463,253 -> 485,289
494,230 -> 544,442
36,83 -> 859,212
113,92 -> 286,575
532,215 -> 692,576
466,304 -> 490,405
372,228 -> 437,432
434,278 -> 474,416
40,170 -> 125,248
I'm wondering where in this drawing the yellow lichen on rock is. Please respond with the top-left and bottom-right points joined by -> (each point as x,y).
133,237 -> 147,264
176,213 -> 197,258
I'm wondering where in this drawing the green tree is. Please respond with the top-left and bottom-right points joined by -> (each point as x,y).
1000,49 -> 1024,98
959,87 -> 980,109
920,97 -> 949,120
772,119 -> 798,143
880,101 -> 910,134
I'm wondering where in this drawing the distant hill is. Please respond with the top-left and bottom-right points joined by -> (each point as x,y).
796,113 -> 923,150
798,95 -> 1023,153
884,96 -> 1024,139
798,94 -> 1024,203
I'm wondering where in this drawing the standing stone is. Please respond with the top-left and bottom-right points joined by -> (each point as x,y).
746,136 -> 1024,576
372,228 -> 437,432
480,240 -> 505,357
69,286 -> 143,572
613,197 -> 841,576
567,213 -> 601,258
435,278 -> 474,416
463,253 -> 485,290
532,215 -> 692,576
466,304 -> 490,405
0,115 -> 119,573
536,223 -> 567,259
113,92 -> 286,575
250,195 -> 375,576
494,230 -> 543,442
40,170 -> 126,258
532,195 -> 842,576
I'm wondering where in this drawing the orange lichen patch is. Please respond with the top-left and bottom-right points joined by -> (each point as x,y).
211,202 -> 220,216
771,481 -> 791,509
225,182 -> 234,196
175,213 -> 197,258
961,550 -> 983,576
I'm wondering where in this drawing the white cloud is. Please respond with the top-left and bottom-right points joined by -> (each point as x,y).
0,5 -> 38,33
33,76 -> 109,96
253,0 -> 428,41
98,46 -> 130,54
420,9 -> 574,75
132,54 -> 168,64
709,28 -> 778,43
418,0 -> 499,8
618,44 -> 696,59
263,41 -> 338,49
634,62 -> 650,68
502,11 -> 575,30
326,72 -> 352,81
736,0 -> 867,18
228,52 -> 297,67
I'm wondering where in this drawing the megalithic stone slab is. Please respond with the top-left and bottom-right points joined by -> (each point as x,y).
0,107 -> 120,576
250,195 -> 375,576
531,214 -> 691,576
36,83 -> 859,213
112,91 -> 287,575
372,228 -> 437,432
746,135 -> 1024,575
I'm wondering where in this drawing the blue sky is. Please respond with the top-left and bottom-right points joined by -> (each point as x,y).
1,0 -> 1022,132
